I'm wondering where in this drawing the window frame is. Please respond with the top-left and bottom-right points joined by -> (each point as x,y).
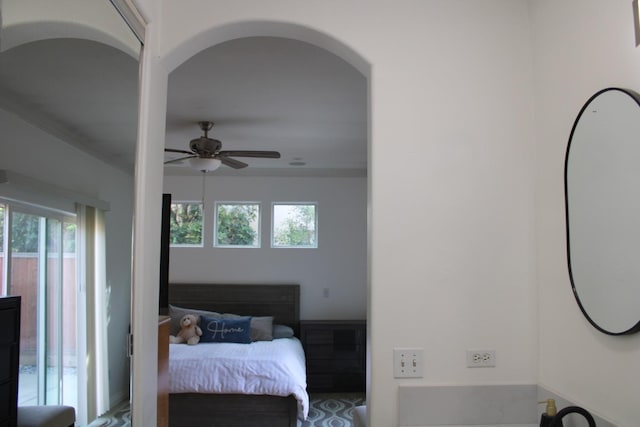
214,201 -> 261,248
271,202 -> 318,249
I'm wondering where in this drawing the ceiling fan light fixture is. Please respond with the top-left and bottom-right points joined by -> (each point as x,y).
189,157 -> 221,172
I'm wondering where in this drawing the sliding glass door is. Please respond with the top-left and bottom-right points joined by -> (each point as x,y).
0,202 -> 78,407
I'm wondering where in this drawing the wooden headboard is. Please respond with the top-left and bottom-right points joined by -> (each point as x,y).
168,283 -> 300,336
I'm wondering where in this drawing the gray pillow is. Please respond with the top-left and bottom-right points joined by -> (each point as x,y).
222,313 -> 274,341
169,304 -> 221,336
272,324 -> 295,339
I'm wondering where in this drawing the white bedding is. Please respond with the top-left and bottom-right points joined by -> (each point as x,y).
169,337 -> 309,419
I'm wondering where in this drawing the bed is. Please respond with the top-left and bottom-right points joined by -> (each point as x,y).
166,283 -> 306,427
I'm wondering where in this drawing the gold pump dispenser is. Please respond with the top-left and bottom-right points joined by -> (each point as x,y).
538,399 -> 562,427
540,399 -> 557,416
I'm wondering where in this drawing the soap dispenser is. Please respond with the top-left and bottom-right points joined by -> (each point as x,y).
538,399 -> 562,427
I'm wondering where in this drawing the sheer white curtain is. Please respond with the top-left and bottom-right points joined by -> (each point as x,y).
77,204 -> 109,424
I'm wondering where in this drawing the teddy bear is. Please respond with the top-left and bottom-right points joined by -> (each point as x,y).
170,314 -> 202,345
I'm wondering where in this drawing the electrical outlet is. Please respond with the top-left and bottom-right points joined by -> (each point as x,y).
466,350 -> 496,368
394,348 -> 424,378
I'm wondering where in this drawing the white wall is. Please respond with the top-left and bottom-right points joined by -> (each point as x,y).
0,108 -> 133,407
364,2 -> 537,422
132,1 -> 539,426
531,1 -> 640,425
164,175 -> 367,320
0,0 -> 139,56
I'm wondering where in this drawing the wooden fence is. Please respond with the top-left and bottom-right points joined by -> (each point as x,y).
0,253 -> 77,364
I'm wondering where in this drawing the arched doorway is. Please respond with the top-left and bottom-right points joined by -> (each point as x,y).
131,20 -> 371,426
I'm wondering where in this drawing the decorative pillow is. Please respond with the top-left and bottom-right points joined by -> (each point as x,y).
199,315 -> 252,344
169,304 -> 221,336
222,313 -> 274,341
272,324 -> 295,339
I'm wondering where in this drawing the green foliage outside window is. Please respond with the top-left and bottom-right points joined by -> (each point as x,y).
2,211 -> 75,253
45,219 -> 76,253
170,203 -> 203,245
11,212 -> 39,253
63,223 -> 76,253
216,203 -> 259,247
273,204 -> 317,247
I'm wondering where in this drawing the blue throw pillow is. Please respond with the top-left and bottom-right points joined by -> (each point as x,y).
199,315 -> 252,344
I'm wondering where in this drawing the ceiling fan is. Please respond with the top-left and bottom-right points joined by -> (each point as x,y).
164,121 -> 281,171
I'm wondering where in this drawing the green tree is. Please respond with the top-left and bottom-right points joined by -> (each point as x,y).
63,223 -> 76,253
45,220 -> 77,253
1,208 -> 76,253
274,205 -> 316,246
217,204 -> 258,246
170,203 -> 203,244
11,212 -> 39,253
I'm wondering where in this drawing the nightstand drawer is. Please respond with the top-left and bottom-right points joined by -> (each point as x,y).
303,330 -> 333,345
306,374 -> 334,390
307,358 -> 364,374
0,381 -> 10,418
306,373 -> 365,393
304,328 -> 364,345
0,310 -> 18,344
305,344 -> 364,359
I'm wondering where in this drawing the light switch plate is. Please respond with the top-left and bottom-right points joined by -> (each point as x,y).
394,348 -> 424,378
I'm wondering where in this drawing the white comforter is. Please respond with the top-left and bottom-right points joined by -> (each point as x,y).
169,337 -> 309,419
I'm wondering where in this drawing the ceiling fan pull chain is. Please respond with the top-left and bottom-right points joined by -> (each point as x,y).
201,171 -> 206,205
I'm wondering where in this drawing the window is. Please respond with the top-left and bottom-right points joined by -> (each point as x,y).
215,203 -> 260,248
0,200 -> 79,407
272,203 -> 317,248
170,202 -> 203,246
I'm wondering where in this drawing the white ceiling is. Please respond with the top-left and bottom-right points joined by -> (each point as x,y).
0,33 -> 367,177
0,37 -> 139,171
166,36 -> 367,177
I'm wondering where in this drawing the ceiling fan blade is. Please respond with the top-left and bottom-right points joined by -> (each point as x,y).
219,156 -> 248,169
164,155 -> 196,165
219,150 -> 281,159
165,148 -> 194,155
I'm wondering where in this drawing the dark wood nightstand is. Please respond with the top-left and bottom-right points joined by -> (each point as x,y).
0,296 -> 20,427
300,320 -> 366,392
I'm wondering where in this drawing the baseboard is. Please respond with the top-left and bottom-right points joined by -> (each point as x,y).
109,390 -> 130,412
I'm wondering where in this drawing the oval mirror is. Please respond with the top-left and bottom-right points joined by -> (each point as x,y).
565,87 -> 640,335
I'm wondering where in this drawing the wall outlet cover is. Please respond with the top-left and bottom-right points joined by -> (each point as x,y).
466,350 -> 496,368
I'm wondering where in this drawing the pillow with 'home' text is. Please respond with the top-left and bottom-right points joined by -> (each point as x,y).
222,313 -> 274,341
199,315 -> 252,344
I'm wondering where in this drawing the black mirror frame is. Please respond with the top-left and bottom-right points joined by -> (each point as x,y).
564,87 -> 640,336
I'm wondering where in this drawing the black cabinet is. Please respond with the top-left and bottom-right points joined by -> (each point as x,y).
0,296 -> 20,427
300,320 -> 366,392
